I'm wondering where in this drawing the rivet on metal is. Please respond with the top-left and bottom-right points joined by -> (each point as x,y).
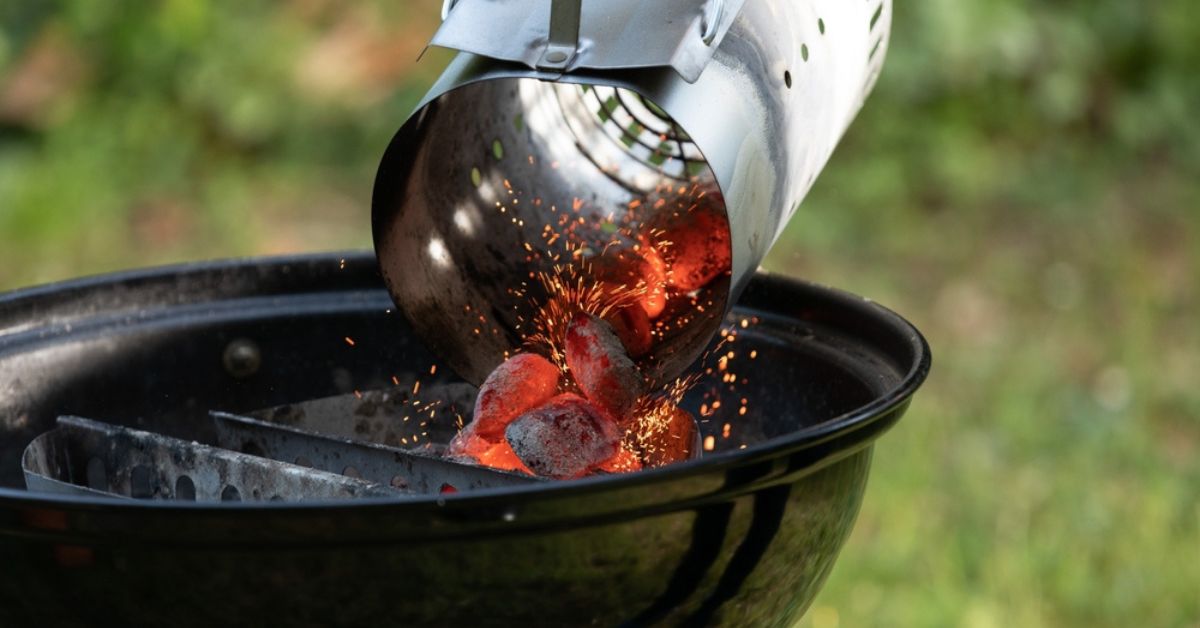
222,338 -> 262,379
538,0 -> 582,70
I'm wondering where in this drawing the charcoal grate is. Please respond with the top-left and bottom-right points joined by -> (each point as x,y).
21,385 -> 538,502
213,410 -> 539,494
22,416 -> 401,502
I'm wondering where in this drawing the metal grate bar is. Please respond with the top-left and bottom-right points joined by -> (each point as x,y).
212,411 -> 538,494
246,385 -> 478,453
22,416 -> 401,502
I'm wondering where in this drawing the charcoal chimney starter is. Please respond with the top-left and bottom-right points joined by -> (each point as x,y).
373,0 -> 892,385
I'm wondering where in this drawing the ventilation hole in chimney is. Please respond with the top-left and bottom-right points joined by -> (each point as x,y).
86,457 -> 107,491
175,475 -> 196,501
129,465 -> 154,498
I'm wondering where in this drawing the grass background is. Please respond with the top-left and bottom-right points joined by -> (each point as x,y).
1,2 -> 1197,626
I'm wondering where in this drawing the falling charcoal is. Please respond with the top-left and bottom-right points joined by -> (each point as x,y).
446,423 -> 489,460
591,247 -> 668,319
475,441 -> 532,474
471,352 -> 561,441
505,394 -> 620,479
643,191 -> 731,292
635,245 -> 669,318
602,304 -> 652,358
597,446 -> 643,474
637,404 -> 699,468
565,312 -> 643,418
446,422 -> 531,474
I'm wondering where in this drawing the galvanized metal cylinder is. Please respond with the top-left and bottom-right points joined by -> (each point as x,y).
374,0 -> 892,385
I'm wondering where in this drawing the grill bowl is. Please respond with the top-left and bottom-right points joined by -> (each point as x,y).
0,253 -> 928,627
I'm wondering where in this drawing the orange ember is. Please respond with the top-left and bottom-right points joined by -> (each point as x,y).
597,446 -> 643,473
504,393 -> 621,479
470,353 -> 559,441
591,247 -> 668,319
565,312 -> 643,418
447,423 -> 533,474
603,304 -> 652,358
631,403 -> 698,468
643,191 -> 732,292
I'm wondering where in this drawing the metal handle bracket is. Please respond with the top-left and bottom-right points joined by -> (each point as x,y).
538,0 -> 583,70
430,0 -> 746,83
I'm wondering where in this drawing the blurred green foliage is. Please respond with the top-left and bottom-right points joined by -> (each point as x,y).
1,2 -> 1197,626
780,3 -> 1200,627
0,1 -> 449,285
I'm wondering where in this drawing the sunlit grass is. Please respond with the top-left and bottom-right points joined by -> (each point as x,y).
777,130 -> 1199,627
